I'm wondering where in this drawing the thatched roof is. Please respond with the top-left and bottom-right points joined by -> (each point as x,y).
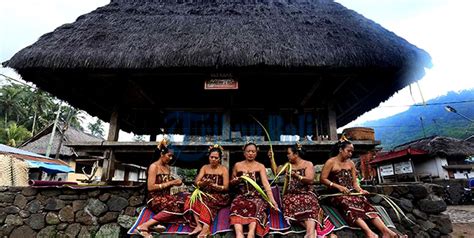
4,0 -> 431,134
394,136 -> 474,159
20,122 -> 103,157
5,0 -> 430,69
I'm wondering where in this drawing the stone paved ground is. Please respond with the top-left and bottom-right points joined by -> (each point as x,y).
446,205 -> 474,223
446,205 -> 474,238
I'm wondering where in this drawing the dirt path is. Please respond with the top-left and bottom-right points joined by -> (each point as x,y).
446,205 -> 474,238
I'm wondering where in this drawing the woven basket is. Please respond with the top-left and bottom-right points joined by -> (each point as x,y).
343,127 -> 375,141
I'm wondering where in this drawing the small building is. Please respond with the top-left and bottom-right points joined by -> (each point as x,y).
20,121 -> 146,184
372,136 -> 474,183
0,143 -> 73,186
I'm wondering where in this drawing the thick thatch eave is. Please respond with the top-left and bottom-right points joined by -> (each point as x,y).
394,136 -> 474,159
3,0 -> 432,134
5,0 -> 430,69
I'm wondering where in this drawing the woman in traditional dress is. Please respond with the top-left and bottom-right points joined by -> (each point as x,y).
230,142 -> 278,238
185,144 -> 230,237
136,139 -> 185,238
268,144 -> 335,238
320,140 -> 399,238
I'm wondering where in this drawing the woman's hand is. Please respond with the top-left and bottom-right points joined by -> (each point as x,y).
270,197 -> 279,211
267,150 -> 273,159
337,185 -> 351,194
230,177 -> 240,185
199,178 -> 212,187
172,179 -> 183,186
359,189 -> 369,195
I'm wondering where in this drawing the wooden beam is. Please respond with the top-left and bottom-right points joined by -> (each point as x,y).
107,109 -> 120,141
300,78 -> 321,107
332,78 -> 350,95
128,80 -> 155,105
102,108 -> 120,182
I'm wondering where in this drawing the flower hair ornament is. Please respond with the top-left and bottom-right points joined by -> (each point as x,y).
209,144 -> 224,152
157,138 -> 169,150
339,134 -> 349,142
295,142 -> 303,151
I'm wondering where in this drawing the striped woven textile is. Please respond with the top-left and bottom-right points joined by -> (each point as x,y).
321,205 -> 395,231
128,206 -> 231,235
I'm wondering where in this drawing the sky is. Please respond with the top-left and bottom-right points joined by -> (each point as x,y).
1,0 -> 474,140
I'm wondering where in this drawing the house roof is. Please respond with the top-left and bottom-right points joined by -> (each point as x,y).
20,121 -> 103,157
3,0 -> 431,134
371,148 -> 427,164
0,143 -> 69,166
394,136 -> 474,158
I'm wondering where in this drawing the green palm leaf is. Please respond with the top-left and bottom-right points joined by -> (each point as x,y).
189,186 -> 215,208
251,115 -> 274,161
240,175 -> 277,210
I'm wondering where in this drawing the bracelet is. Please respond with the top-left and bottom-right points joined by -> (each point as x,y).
158,184 -> 162,189
298,175 -> 304,180
329,182 -> 334,187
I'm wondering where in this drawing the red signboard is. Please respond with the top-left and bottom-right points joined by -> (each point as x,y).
205,73 -> 238,90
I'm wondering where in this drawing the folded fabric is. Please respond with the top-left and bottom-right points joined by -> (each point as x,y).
128,206 -> 231,235
28,180 -> 78,186
322,205 -> 395,231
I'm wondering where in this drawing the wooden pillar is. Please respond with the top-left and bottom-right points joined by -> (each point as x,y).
101,109 -> 120,182
313,111 -> 320,141
222,150 -> 230,169
327,105 -> 338,141
222,110 -> 231,141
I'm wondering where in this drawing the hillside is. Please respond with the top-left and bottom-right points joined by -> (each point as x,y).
361,89 -> 474,149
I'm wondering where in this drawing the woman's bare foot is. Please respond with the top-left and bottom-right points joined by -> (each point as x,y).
136,226 -> 153,238
365,231 -> 379,238
189,225 -> 202,236
198,225 -> 210,237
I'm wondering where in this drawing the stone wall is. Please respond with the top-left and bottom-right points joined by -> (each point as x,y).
0,183 -> 452,237
0,186 -> 145,237
333,183 -> 452,238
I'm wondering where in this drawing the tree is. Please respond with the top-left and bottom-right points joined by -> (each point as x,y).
24,88 -> 54,134
0,122 -> 32,147
88,118 -> 105,138
0,84 -> 27,125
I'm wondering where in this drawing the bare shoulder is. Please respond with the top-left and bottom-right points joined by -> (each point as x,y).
233,161 -> 243,170
255,161 -> 265,170
324,157 -> 336,166
201,164 -> 210,171
219,165 -> 229,173
303,160 -> 314,168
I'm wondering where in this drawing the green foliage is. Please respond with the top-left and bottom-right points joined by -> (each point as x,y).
87,118 -> 105,138
0,122 -> 32,146
0,81 -> 85,146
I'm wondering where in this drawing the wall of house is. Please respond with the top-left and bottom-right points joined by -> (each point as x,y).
414,157 -> 448,179
453,170 -> 474,179
0,183 -> 452,237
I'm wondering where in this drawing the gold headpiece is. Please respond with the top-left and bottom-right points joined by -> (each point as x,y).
209,144 -> 224,152
295,142 -> 303,151
339,134 -> 349,142
157,138 -> 169,150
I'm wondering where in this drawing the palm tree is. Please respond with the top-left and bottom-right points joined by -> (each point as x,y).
0,122 -> 32,147
25,88 -> 54,134
0,84 -> 27,125
88,118 -> 105,138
